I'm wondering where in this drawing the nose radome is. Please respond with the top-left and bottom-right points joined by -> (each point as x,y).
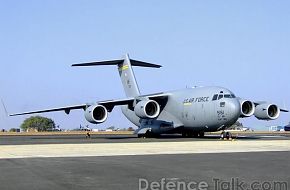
227,98 -> 241,121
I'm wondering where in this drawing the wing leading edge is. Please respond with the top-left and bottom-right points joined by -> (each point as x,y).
9,93 -> 170,117
9,104 -> 88,116
254,101 -> 289,112
9,98 -> 135,117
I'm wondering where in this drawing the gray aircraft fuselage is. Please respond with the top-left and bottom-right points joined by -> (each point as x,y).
122,86 -> 240,134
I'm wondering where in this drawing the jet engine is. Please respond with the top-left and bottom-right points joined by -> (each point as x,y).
134,100 -> 160,119
84,105 -> 108,124
254,103 -> 280,120
239,99 -> 255,118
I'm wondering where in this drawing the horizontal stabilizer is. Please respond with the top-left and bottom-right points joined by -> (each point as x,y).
280,108 -> 289,112
72,59 -> 162,68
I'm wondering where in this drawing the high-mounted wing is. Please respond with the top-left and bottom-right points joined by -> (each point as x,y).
98,98 -> 134,112
254,101 -> 289,112
98,94 -> 170,112
139,92 -> 170,112
9,92 -> 170,117
9,98 -> 135,116
9,104 -> 88,116
280,108 -> 289,112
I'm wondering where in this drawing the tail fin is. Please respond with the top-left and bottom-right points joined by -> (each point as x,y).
72,54 -> 162,97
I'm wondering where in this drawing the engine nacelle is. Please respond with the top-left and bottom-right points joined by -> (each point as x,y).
134,100 -> 160,119
84,105 -> 108,124
254,103 -> 280,120
239,99 -> 255,118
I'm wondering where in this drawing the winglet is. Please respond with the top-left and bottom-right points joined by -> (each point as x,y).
1,98 -> 9,117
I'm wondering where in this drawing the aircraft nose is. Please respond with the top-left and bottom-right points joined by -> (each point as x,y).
227,98 -> 241,122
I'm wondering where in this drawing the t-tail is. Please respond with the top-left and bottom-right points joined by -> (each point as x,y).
72,54 -> 162,97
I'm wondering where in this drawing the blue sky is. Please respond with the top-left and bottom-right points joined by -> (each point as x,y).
0,1 -> 289,130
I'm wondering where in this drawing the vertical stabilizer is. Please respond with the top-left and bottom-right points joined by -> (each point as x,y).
117,54 -> 140,97
72,54 -> 162,98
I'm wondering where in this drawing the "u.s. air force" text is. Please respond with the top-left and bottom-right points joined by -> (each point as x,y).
183,97 -> 210,104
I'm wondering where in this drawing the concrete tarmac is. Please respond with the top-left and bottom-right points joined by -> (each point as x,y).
0,134 -> 290,190
1,133 -> 290,145
0,152 -> 289,190
1,140 -> 290,159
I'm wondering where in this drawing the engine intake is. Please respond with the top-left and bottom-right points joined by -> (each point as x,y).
85,105 -> 108,124
239,99 -> 255,118
134,100 -> 160,119
254,103 -> 280,120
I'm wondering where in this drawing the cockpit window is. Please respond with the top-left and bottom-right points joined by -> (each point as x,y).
213,92 -> 236,101
222,94 -> 237,98
212,94 -> 218,101
218,94 -> 223,100
224,94 -> 231,98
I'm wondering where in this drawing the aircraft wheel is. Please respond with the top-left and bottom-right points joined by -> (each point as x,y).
193,132 -> 199,138
225,132 -> 232,140
220,131 -> 226,139
144,131 -> 156,138
182,132 -> 187,138
199,132 -> 205,138
138,134 -> 144,138
187,131 -> 194,138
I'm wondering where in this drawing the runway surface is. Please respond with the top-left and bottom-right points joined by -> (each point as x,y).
0,134 -> 289,190
1,133 -> 290,145
0,152 -> 289,190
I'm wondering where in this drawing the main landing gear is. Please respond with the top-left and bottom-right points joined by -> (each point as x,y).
138,131 -> 159,138
220,131 -> 232,140
182,131 -> 205,138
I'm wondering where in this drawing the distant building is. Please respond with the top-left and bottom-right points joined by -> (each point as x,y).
268,126 -> 284,132
9,128 -> 21,132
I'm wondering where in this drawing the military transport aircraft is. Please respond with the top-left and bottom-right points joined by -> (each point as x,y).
10,54 -> 288,137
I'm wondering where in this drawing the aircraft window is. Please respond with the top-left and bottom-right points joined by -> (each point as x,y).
212,94 -> 218,101
224,94 -> 231,98
218,94 -> 223,100
231,94 -> 236,98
